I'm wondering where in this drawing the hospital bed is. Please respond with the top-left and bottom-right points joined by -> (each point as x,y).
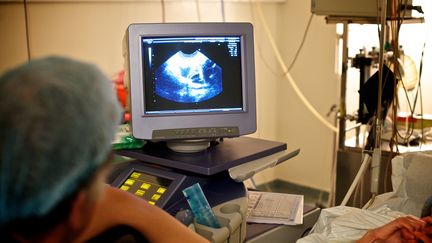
298,151 -> 432,242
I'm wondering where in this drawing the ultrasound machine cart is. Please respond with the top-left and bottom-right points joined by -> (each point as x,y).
108,136 -> 320,242
115,22 -> 321,242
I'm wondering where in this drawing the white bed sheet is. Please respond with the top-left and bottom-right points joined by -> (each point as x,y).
298,151 -> 432,242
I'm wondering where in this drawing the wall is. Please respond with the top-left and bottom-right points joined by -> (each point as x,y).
0,3 -> 28,72
252,1 -> 338,191
0,0 -> 338,192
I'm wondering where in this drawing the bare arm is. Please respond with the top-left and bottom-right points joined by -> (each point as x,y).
76,185 -> 209,243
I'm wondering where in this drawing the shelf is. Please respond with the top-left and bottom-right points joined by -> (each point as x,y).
326,15 -> 424,24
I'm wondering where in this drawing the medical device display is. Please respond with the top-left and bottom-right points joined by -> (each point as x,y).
126,23 -> 256,149
142,36 -> 241,111
119,170 -> 173,205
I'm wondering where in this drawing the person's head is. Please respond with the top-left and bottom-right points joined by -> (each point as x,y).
0,56 -> 121,241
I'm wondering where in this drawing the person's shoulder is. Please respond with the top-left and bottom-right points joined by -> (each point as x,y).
102,185 -> 159,213
0,229 -> 21,243
85,225 -> 149,243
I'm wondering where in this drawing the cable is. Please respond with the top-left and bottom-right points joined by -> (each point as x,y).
23,0 -> 32,61
220,0 -> 226,22
375,0 -> 388,149
195,0 -> 201,22
355,122 -> 372,207
327,108 -> 339,207
358,121 -> 372,207
417,41 -> 426,146
363,193 -> 377,209
249,1 -> 281,77
388,0 -> 426,149
284,13 -> 314,73
161,0 -> 166,23
395,9 -> 426,146
383,149 -> 393,192
393,67 -> 415,143
353,170 -> 361,206
341,153 -> 372,206
368,0 -> 388,200
255,3 -> 338,133
419,76 -> 424,146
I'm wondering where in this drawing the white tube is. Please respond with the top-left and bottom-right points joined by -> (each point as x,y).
341,153 -> 372,206
370,148 -> 382,194
255,3 -> 338,133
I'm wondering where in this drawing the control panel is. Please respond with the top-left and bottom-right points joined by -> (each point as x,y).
152,127 -> 239,140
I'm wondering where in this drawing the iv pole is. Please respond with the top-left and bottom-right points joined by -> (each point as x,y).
341,0 -> 388,207
370,0 -> 388,200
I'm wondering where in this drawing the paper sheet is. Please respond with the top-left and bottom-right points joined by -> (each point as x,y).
246,191 -> 303,225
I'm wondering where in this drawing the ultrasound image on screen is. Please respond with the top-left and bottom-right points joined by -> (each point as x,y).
155,50 -> 222,103
142,37 -> 243,114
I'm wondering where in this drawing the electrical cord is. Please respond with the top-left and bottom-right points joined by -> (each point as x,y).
220,0 -> 226,22
341,153 -> 372,206
353,121 -> 372,207
406,8 -> 426,146
353,170 -> 361,206
374,0 -> 387,149
255,5 -> 339,205
284,13 -> 314,73
394,67 -> 415,143
249,1 -> 281,77
195,0 -> 201,22
255,3 -> 338,133
383,149 -> 394,193
416,41 -> 426,147
360,120 -> 371,206
24,0 -> 31,61
388,0 -> 427,149
390,42 -> 425,146
365,0 -> 388,205
371,0 -> 425,201
161,0 -> 166,23
363,193 -> 377,209
328,114 -> 338,207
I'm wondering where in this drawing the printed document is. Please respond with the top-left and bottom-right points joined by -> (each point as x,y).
246,191 -> 303,225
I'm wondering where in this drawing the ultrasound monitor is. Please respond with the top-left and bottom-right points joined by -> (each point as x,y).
126,23 -> 256,152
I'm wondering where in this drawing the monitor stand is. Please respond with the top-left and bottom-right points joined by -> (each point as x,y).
166,139 -> 212,153
115,137 -> 287,175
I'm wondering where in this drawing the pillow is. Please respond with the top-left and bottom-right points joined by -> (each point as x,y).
378,152 -> 432,217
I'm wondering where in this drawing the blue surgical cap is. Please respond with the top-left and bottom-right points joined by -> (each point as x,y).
0,56 -> 122,225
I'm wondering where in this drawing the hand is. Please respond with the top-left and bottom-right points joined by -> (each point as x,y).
415,216 -> 432,243
358,216 -> 426,243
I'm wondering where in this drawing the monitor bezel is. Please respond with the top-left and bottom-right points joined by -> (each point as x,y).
127,23 -> 256,141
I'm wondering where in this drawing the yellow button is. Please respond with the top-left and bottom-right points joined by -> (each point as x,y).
156,187 -> 167,194
140,183 -> 151,190
148,201 -> 156,205
120,185 -> 130,191
151,194 -> 161,201
135,190 -> 145,196
131,172 -> 141,179
124,179 -> 135,186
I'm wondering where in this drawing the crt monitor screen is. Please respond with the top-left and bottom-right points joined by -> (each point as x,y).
127,23 -> 256,141
142,36 -> 243,115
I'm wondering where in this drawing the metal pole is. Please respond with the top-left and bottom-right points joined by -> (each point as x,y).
370,0 -> 388,196
375,0 -> 387,149
338,22 -> 349,149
